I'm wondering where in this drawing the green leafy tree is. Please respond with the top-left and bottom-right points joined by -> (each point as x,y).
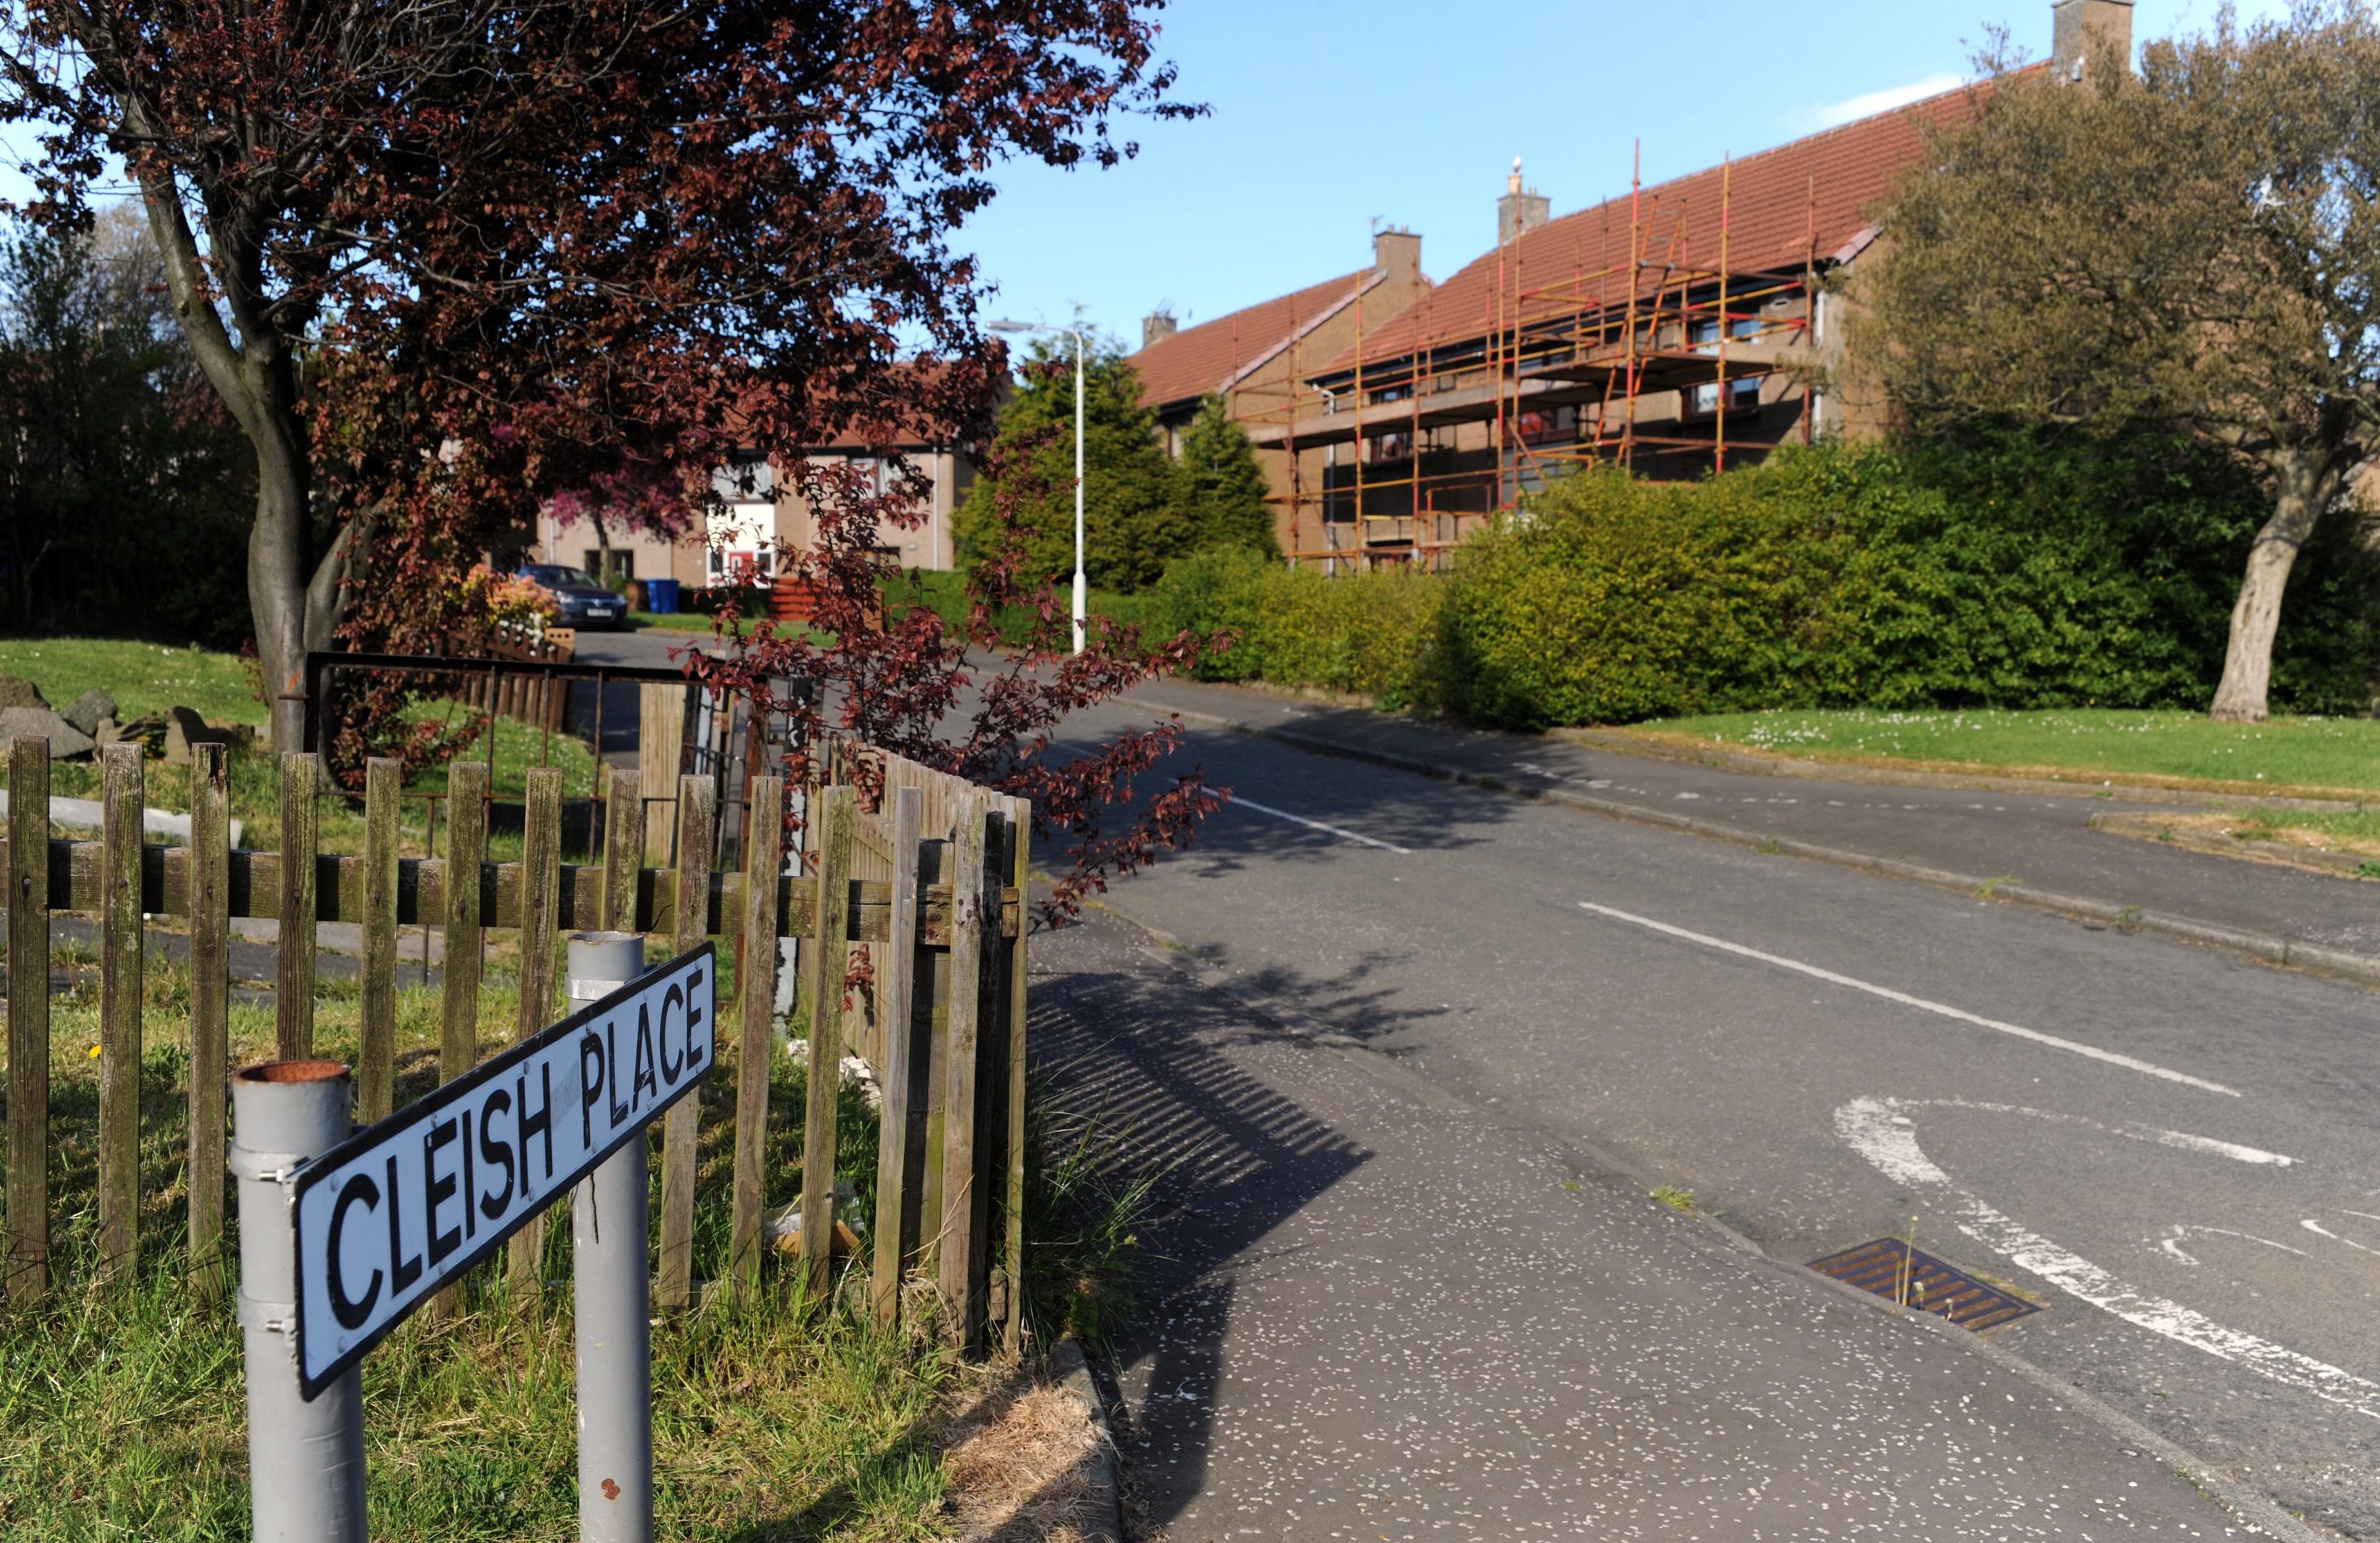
1173,394 -> 1279,559
959,334 -> 1190,592
1849,3 -> 2380,721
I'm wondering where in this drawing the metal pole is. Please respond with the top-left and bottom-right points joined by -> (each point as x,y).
1071,327 -> 1087,656
234,1060 -> 366,1543
568,931 -> 654,1543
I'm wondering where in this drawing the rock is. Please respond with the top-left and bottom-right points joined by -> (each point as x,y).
0,706 -> 95,759
59,689 -> 117,737
0,675 -> 48,711
163,706 -> 234,764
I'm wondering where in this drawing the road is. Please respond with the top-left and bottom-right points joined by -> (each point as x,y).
1051,695 -> 2380,1538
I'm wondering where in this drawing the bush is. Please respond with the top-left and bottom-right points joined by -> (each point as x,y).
1148,548 -> 1445,709
1145,436 -> 2376,729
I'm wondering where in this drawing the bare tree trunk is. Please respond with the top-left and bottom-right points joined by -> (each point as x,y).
2211,453 -> 2337,723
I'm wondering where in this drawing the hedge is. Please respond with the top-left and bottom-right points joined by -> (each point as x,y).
1145,436 -> 2376,729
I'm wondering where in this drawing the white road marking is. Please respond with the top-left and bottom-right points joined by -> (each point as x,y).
1579,901 -> 2240,1097
1896,1097 -> 2291,1165
1231,797 -> 1412,855
2303,1219 -> 2380,1258
2160,1226 -> 2308,1267
1838,1097 -> 2380,1420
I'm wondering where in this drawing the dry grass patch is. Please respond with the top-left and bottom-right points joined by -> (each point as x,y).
936,1363 -> 1109,1542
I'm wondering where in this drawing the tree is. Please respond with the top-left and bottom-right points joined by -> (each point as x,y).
1848,1 -> 2380,721
0,205 -> 251,641
1174,393 -> 1279,560
956,334 -> 1191,592
1,0 -> 1191,748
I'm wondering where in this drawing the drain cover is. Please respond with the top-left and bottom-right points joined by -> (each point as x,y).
1807,1239 -> 2041,1331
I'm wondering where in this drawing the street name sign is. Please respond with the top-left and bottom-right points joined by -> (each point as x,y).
288,944 -> 715,1397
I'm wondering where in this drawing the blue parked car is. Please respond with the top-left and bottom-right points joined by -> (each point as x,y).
517,564 -> 629,630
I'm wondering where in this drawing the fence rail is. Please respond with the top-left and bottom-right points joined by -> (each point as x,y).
0,735 -> 1028,1353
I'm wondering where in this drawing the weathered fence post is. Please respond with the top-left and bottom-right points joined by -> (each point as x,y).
357,757 -> 401,1123
604,769 -> 642,932
6,734 -> 49,1302
187,743 -> 231,1301
937,795 -> 989,1342
568,931 -> 655,1543
639,684 -> 684,864
234,1060 -> 366,1542
97,742 -> 144,1287
801,784 -> 856,1299
1001,795 -> 1032,1358
871,784 -> 923,1327
509,766 -> 564,1297
430,761 -> 487,1320
729,774 -> 784,1302
656,774 -> 715,1311
277,753 -> 319,1060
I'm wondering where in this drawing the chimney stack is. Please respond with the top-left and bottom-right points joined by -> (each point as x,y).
1141,309 -> 1178,349
2051,0 -> 2134,85
1498,157 -> 1550,247
1373,226 -> 1421,286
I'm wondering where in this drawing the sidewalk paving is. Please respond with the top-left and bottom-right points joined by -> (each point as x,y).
1035,908 -> 2277,1540
1121,678 -> 2380,966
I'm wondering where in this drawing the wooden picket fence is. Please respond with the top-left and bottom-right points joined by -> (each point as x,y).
0,736 -> 1029,1354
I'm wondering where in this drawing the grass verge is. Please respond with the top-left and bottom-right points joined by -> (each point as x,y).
0,638 -> 264,726
1634,707 -> 2380,799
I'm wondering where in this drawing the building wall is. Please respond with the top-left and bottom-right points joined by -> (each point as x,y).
770,448 -> 970,572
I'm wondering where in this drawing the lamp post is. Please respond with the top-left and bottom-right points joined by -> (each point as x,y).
988,319 -> 1087,655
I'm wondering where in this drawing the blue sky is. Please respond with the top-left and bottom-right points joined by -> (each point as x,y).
1,0 -> 2288,346
964,0 -> 2289,349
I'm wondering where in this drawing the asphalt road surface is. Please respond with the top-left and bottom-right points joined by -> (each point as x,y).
1052,697 -> 2380,1539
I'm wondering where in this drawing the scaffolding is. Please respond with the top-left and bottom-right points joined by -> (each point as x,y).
1234,149 -> 1823,572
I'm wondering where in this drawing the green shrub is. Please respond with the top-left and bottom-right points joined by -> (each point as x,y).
1149,548 -> 1445,709
1435,437 -> 2376,728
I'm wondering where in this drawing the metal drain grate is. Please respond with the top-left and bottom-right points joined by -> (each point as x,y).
1807,1239 -> 2042,1331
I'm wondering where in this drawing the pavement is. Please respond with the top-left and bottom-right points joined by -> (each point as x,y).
1034,680 -> 2380,1539
1035,907 -> 2275,1541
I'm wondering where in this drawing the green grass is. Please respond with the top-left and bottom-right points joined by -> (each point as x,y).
0,637 -> 264,725
0,956 -> 953,1541
630,610 -> 731,634
1642,708 -> 2380,797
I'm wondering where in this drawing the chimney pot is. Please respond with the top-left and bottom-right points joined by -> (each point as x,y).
1498,159 -> 1550,247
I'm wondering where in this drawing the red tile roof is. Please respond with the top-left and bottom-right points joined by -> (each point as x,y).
1321,81 -> 1989,375
1134,268 -> 1396,410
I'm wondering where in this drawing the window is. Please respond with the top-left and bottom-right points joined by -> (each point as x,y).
1686,378 -> 1763,416
581,550 -> 635,582
712,453 -> 774,501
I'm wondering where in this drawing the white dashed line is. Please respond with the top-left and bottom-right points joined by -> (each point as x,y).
1232,798 -> 1413,854
1578,901 -> 2239,1096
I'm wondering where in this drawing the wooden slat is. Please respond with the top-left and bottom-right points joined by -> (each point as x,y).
917,837 -> 951,1300
938,797 -> 989,1342
431,762 -> 486,1322
1001,794 -> 1031,1359
186,744 -> 231,1302
801,785 -> 856,1299
604,768 -> 641,933
509,766 -> 563,1298
96,744 -> 142,1287
639,684 -> 685,864
276,753 -> 318,1059
356,758 -> 401,1124
6,735 -> 49,1302
730,774 -> 784,1303
871,784 -> 923,1328
656,774 -> 715,1312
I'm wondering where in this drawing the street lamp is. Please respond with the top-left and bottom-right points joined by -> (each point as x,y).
987,318 -> 1087,655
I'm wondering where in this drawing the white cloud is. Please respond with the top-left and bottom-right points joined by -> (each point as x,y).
1787,74 -> 1967,134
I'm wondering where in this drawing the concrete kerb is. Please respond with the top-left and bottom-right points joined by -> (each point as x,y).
1049,1338 -> 1124,1543
1091,897 -> 2330,1543
1135,699 -> 2380,992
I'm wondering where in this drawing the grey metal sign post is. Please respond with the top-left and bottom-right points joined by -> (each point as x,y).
567,932 -> 654,1543
234,939 -> 715,1540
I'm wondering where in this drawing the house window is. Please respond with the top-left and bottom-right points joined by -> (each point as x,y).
1686,378 -> 1764,416
581,549 -> 635,581
712,453 -> 774,501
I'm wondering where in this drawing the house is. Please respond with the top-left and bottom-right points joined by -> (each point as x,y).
534,376 -> 981,599
1133,229 -> 1432,556
1266,0 -> 2129,570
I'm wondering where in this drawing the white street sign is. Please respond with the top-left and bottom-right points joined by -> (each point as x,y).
289,945 -> 716,1397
